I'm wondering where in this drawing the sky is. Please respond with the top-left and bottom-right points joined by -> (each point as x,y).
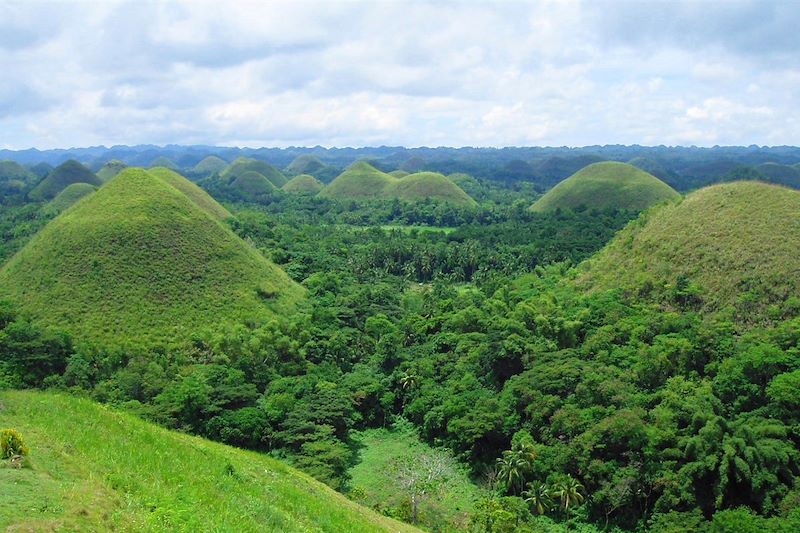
1,0 -> 799,149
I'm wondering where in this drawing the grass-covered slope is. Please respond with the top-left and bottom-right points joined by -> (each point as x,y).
0,160 -> 35,184
222,158 -> 288,188
579,181 -> 800,320
286,154 -> 326,175
320,161 -> 395,200
147,166 -> 231,221
321,163 -> 476,206
96,159 -> 128,182
148,156 -> 179,170
531,161 -> 680,212
29,160 -> 102,200
0,167 -> 303,346
0,390 -> 418,533
283,173 -> 324,194
193,155 -> 228,175
232,170 -> 277,197
44,182 -> 97,214
390,172 -> 477,206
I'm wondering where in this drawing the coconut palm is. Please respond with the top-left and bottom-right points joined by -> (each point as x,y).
522,480 -> 553,515
496,443 -> 537,494
552,475 -> 585,511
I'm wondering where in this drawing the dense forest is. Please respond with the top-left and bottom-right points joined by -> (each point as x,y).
1,150 -> 800,533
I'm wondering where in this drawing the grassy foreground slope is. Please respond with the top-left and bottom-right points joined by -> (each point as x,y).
579,181 -> 800,320
29,160 -> 102,200
283,173 -> 324,193
0,167 -> 303,346
530,161 -> 680,212
0,390 -> 418,533
147,166 -> 231,220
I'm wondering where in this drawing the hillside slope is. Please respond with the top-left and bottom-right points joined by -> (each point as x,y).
29,160 -> 102,200
389,172 -> 477,206
320,161 -> 394,200
0,390 -> 418,533
96,160 -> 128,182
44,182 -> 97,214
222,158 -> 288,188
283,173 -> 324,194
193,155 -> 228,175
530,161 -> 680,212
0,167 -> 303,346
579,181 -> 800,322
147,166 -> 231,220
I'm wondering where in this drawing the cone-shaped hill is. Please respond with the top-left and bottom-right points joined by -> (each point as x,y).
192,155 -> 228,175
286,154 -> 326,175
221,158 -> 287,188
282,173 -> 324,194
149,156 -> 179,170
147,166 -> 231,220
232,170 -> 277,198
0,159 -> 36,184
44,182 -> 97,214
29,160 -> 102,200
530,161 -> 680,212
320,162 -> 476,206
96,159 -> 128,182
578,181 -> 800,322
0,168 -> 303,346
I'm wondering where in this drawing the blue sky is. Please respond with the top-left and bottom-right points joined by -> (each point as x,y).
1,0 -> 798,149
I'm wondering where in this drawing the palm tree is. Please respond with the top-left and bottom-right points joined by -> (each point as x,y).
552,475 -> 585,512
496,443 -> 537,494
522,480 -> 553,515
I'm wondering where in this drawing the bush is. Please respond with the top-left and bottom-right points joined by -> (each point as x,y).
1,428 -> 29,458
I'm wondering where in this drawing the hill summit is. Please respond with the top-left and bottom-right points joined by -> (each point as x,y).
530,161 -> 680,212
29,160 -> 102,200
579,181 -> 800,323
0,167 -> 303,345
282,173 -> 324,194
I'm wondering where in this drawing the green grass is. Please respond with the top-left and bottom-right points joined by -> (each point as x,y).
232,170 -> 278,197
96,160 -> 128,182
579,181 -> 800,321
320,162 -> 476,206
379,225 -> 456,234
192,155 -> 228,175
530,161 -> 680,212
286,154 -> 326,175
348,426 -> 484,532
148,156 -> 178,170
44,182 -> 97,214
0,167 -> 304,346
0,390 -> 419,533
147,167 -> 231,220
0,160 -> 36,184
388,170 -> 409,178
29,160 -> 102,201
283,174 -> 324,194
221,158 -> 288,188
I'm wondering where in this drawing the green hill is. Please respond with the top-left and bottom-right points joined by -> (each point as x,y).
283,173 -> 324,194
29,160 -> 102,200
0,167 -> 303,346
149,156 -> 179,170
222,158 -> 288,188
232,170 -> 278,198
192,155 -> 228,175
287,154 -> 326,175
321,162 -> 476,206
755,163 -> 800,188
391,172 -> 477,206
0,160 -> 35,184
320,161 -> 395,200
578,181 -> 800,322
388,170 -> 409,178
530,161 -> 680,212
147,166 -> 231,220
28,162 -> 53,180
44,182 -> 96,214
96,159 -> 128,182
0,390 -> 418,533
627,157 -> 675,183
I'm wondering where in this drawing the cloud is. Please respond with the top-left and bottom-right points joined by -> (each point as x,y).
0,0 -> 797,148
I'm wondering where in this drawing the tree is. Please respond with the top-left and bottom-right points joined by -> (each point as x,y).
497,442 -> 537,494
389,450 -> 456,524
552,475 -> 585,512
522,480 -> 553,515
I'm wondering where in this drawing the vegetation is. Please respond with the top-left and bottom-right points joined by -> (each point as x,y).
44,182 -> 96,214
0,167 -> 303,346
531,161 -> 680,212
283,173 -> 325,194
28,160 -> 102,200
192,155 -> 228,175
0,428 -> 29,459
148,155 -> 179,170
0,390 -> 418,532
581,181 -> 800,324
233,170 -> 278,198
222,157 -> 288,188
96,159 -> 128,182
147,166 -> 231,220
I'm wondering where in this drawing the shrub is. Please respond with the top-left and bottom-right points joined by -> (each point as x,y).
1,428 -> 29,458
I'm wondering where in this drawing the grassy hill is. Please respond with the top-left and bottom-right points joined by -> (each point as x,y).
321,162 -> 476,206
286,154 -> 326,175
530,161 -> 680,212
44,182 -> 97,214
193,155 -> 228,175
233,170 -> 278,198
578,181 -> 800,323
756,163 -> 800,188
28,162 -> 53,180
149,156 -> 179,170
283,173 -> 324,194
29,160 -> 102,201
0,390 -> 418,533
0,167 -> 303,346
96,160 -> 128,182
147,166 -> 231,220
0,159 -> 35,184
222,158 -> 288,188
388,170 -> 409,178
